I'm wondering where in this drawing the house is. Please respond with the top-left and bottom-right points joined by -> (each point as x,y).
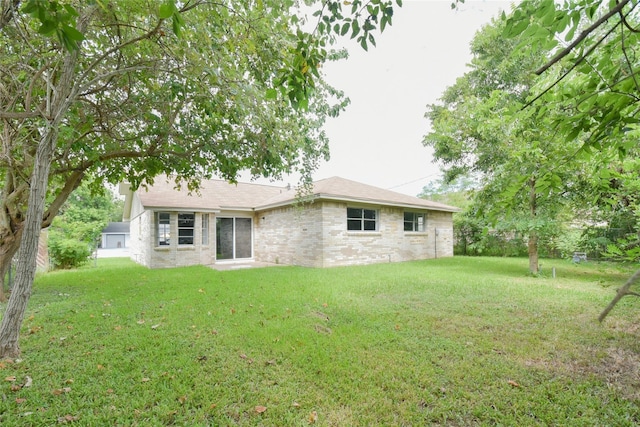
100,222 -> 131,249
120,176 -> 459,269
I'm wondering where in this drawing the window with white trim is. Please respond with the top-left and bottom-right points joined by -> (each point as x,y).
347,207 -> 377,231
178,213 -> 195,245
404,212 -> 426,232
156,212 -> 170,246
202,214 -> 209,245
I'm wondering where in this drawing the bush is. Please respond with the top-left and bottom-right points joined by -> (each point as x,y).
48,236 -> 92,269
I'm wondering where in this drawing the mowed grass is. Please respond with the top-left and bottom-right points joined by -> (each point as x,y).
1,257 -> 640,426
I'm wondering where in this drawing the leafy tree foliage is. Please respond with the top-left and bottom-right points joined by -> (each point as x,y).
424,12 -> 583,274
48,183 -> 122,269
428,1 -> 640,274
0,0 -> 401,358
501,0 -> 640,317
418,175 -> 477,210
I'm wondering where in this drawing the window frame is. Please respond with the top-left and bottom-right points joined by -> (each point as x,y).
202,213 -> 209,246
404,211 -> 426,232
156,212 -> 171,246
177,212 -> 195,245
347,207 -> 378,232
216,216 -> 253,260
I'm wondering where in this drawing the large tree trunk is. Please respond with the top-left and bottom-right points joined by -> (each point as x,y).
0,5 -> 91,357
0,129 -> 57,358
0,170 -> 83,303
0,234 -> 20,302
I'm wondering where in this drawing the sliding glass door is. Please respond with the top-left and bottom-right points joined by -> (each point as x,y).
216,217 -> 252,260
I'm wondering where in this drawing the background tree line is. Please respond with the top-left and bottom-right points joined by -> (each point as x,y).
423,0 -> 640,273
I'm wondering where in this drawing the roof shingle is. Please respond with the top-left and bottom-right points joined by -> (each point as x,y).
136,176 -> 459,212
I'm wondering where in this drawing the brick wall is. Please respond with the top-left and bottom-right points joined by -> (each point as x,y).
130,200 -> 455,269
254,204 -> 323,267
129,205 -> 215,268
256,201 -> 455,267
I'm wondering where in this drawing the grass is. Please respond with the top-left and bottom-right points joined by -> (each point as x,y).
1,256 -> 639,426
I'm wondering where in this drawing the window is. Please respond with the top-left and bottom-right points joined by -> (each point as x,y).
347,207 -> 377,231
156,212 -> 170,246
202,214 -> 209,245
178,213 -> 195,245
404,212 -> 426,232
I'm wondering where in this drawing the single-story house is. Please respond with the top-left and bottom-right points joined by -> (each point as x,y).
120,176 -> 459,269
100,222 -> 130,249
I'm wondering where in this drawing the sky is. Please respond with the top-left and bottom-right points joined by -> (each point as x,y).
247,0 -> 516,196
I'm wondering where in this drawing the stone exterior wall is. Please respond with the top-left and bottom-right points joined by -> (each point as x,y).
426,210 -> 455,259
255,201 -> 455,268
129,196 -> 215,268
320,202 -> 439,267
130,198 -> 455,269
254,204 -> 323,267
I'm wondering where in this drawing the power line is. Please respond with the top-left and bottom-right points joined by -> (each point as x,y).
388,174 -> 440,190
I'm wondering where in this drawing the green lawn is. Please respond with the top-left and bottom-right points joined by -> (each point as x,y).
1,257 -> 639,426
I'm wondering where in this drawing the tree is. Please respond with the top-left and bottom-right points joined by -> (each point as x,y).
501,0 -> 640,318
0,0 -> 401,358
48,182 -> 121,269
424,11 -> 586,274
418,175 -> 477,210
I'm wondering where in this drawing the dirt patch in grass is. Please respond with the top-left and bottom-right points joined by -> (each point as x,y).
525,346 -> 640,401
594,347 -> 640,400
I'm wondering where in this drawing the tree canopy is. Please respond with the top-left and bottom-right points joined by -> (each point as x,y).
503,0 -> 640,317
427,0 -> 640,275
0,0 -> 401,358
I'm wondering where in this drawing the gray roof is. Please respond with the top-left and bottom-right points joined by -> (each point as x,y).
136,177 -> 283,211
257,177 -> 460,212
103,222 -> 130,233
136,176 -> 459,213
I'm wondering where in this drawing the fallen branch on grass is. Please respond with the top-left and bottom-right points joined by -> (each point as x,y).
598,269 -> 640,322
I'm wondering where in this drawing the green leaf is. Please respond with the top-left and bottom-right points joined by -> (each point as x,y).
265,88 -> 277,99
63,4 -> 79,17
360,36 -> 368,51
172,12 -> 184,37
340,22 -> 350,36
505,18 -> 529,38
21,0 -> 38,14
350,20 -> 360,39
38,20 -> 57,35
62,24 -> 84,42
159,2 -> 174,19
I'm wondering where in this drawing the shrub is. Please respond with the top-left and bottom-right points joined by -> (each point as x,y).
48,235 -> 92,269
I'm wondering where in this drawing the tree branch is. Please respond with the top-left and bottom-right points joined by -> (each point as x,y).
0,0 -> 21,32
599,268 -> 640,322
536,0 -> 634,75
0,111 -> 41,119
619,19 -> 640,94
523,21 -> 620,109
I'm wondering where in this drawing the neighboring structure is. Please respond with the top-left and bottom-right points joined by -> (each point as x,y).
120,176 -> 459,269
100,222 -> 130,249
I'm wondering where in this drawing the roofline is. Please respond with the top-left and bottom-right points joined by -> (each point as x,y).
144,206 -> 222,213
256,194 -> 460,212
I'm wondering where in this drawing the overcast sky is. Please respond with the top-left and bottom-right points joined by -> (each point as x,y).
247,0 -> 516,196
